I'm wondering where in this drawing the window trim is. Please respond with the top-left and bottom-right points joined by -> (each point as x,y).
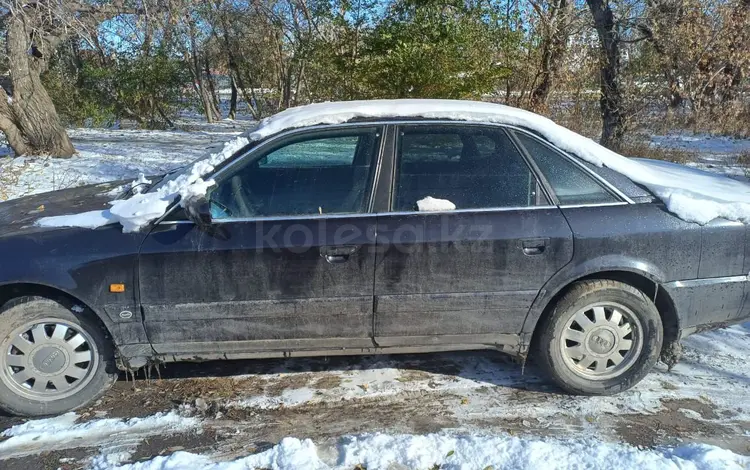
201,124 -> 387,222
390,123 -> 551,213
154,119 -> 634,227
159,203 -> 561,226
507,127 -> 634,206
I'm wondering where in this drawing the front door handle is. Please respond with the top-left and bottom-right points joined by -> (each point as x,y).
521,238 -> 549,256
320,245 -> 359,264
324,254 -> 350,264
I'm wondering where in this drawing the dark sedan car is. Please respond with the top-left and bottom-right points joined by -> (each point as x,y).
1,102 -> 749,416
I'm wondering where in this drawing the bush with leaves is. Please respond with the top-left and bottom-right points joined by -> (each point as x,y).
45,50 -> 190,129
358,0 -> 519,99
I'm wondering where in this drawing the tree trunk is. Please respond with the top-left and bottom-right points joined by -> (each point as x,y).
586,0 -> 625,151
186,20 -> 220,123
229,77 -> 238,120
215,17 -> 261,120
204,55 -> 222,118
0,14 -> 75,157
530,0 -> 573,113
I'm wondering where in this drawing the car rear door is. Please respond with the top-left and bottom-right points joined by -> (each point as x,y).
138,125 -> 385,357
372,123 -> 574,351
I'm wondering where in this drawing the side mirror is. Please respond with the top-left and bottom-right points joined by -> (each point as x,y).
184,195 -> 213,228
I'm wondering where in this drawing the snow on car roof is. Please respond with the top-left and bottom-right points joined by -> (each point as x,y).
38,99 -> 750,232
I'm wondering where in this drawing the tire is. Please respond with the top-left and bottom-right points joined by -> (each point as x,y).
0,296 -> 117,416
535,280 -> 663,395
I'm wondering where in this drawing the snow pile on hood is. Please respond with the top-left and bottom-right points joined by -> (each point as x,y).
105,173 -> 152,198
37,99 -> 750,231
37,136 -> 249,232
93,432 -> 749,470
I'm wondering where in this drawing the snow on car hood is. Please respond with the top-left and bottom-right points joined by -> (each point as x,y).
37,99 -> 750,231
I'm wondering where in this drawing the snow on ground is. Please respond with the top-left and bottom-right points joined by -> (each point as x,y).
652,133 -> 750,159
90,433 -> 749,470
0,125 -> 243,202
223,323 -> 750,424
0,321 -> 746,468
0,410 -> 199,460
651,132 -> 750,180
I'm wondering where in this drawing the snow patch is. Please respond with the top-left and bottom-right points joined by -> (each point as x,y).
0,411 -> 199,459
36,209 -> 113,229
417,196 -> 456,212
236,387 -> 317,410
90,451 -> 133,470
107,173 -> 152,198
93,432 -> 750,470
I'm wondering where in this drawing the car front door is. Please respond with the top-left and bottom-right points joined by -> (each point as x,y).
138,125 -> 384,356
373,123 -> 574,351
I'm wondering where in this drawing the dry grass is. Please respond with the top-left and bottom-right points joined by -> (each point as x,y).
0,159 -> 25,201
618,138 -> 698,164
736,150 -> 750,166
690,102 -> 750,140
735,150 -> 750,179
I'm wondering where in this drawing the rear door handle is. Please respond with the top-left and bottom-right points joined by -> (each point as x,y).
521,238 -> 549,256
320,245 -> 359,264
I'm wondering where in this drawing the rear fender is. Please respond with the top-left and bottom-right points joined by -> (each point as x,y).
520,255 -> 667,340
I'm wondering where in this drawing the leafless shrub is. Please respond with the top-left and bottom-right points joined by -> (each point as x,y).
618,138 -> 696,164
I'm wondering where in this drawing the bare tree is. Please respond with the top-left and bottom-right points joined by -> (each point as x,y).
586,0 -> 625,151
0,1 -> 131,157
528,0 -> 576,113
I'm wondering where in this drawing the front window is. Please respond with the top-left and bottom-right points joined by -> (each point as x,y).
393,125 -> 545,211
208,127 -> 382,218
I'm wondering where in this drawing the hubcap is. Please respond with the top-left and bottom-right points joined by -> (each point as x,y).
1,320 -> 98,400
560,302 -> 642,380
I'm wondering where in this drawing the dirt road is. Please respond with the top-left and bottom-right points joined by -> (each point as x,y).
1,325 -> 749,469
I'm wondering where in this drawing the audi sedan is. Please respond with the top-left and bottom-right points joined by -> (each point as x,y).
0,99 -> 748,417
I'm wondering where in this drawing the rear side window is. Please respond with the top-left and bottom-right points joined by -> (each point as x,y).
514,132 -> 619,205
401,133 -> 463,163
394,125 -> 543,211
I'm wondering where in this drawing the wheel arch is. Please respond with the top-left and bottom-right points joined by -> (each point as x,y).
524,269 -> 680,356
0,282 -> 117,343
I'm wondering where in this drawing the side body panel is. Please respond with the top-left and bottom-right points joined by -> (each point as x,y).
522,203 -> 703,338
0,225 -> 148,350
139,216 -> 378,354
663,218 -> 747,331
373,208 -> 574,349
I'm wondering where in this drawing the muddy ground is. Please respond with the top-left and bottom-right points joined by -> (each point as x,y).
1,346 -> 748,469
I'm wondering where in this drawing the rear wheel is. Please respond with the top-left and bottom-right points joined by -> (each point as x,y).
0,297 -> 117,416
536,280 -> 663,395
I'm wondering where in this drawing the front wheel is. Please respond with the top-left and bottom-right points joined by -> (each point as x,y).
536,280 -> 663,395
0,297 -> 117,416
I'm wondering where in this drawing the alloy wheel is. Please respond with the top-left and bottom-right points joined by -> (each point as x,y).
1,319 -> 99,401
559,302 -> 643,380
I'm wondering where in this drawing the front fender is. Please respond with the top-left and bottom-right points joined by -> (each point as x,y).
0,225 -> 150,348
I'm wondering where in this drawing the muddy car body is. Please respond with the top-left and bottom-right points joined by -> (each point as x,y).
1,109 -> 748,416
